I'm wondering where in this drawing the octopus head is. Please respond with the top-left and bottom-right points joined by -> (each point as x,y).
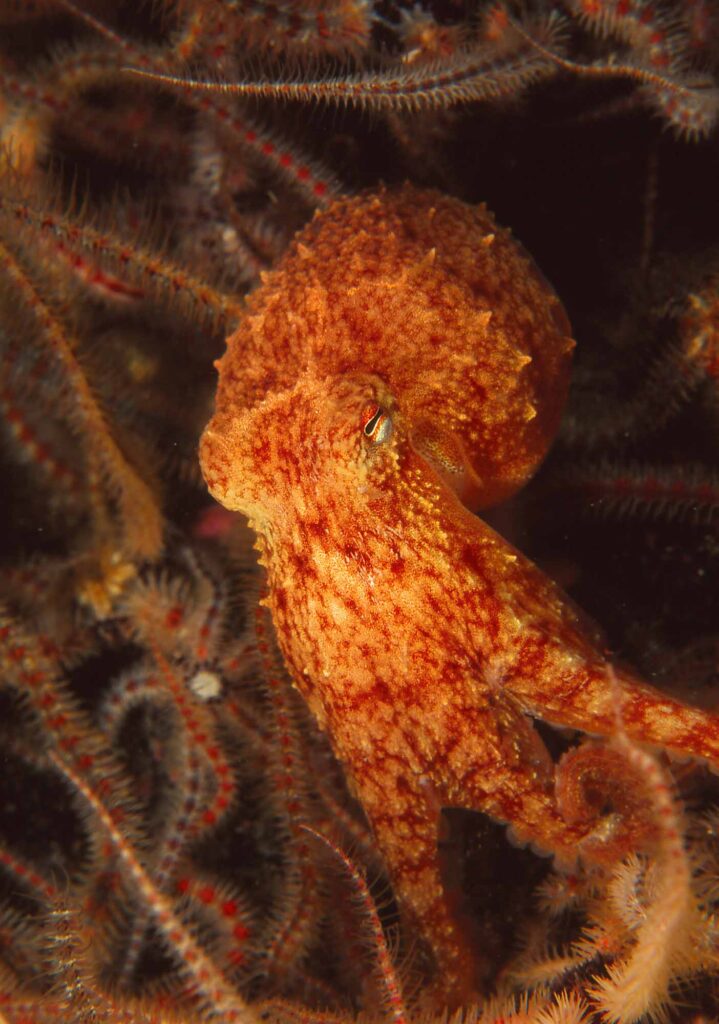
199,372 -> 410,534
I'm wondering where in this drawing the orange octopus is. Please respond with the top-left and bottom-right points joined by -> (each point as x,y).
199,186 -> 719,1002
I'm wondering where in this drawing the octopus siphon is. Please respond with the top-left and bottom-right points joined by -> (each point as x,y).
199,185 -> 719,1002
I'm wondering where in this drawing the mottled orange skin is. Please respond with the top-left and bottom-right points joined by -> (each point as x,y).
200,186 -> 719,1001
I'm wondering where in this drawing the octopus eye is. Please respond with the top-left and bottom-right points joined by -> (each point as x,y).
362,403 -> 393,445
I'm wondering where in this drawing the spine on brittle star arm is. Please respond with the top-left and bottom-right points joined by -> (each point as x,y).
559,460 -> 719,524
147,643 -> 238,831
0,191 -> 244,330
126,14 -> 564,113
1,55 -> 196,179
46,898 -> 150,1023
190,96 -> 342,206
564,0 -> 716,76
48,751 -> 257,1024
121,571 -> 240,830
60,0 -> 371,66
586,719 -> 701,1024
0,613 -> 143,853
198,0 -> 373,61
100,569 -> 256,983
0,238 -> 163,560
560,336 -> 705,448
100,682 -> 213,981
54,0 -> 341,207
0,843 -> 59,908
509,16 -> 719,139
539,728 -> 709,1024
302,827 -> 408,1024
252,602 -> 325,979
0,375 -> 82,497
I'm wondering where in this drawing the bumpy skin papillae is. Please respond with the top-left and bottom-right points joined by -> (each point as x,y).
206,186 -> 574,510
200,187 -> 719,1002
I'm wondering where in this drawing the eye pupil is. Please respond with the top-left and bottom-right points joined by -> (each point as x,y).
362,404 -> 393,444
363,407 -> 383,437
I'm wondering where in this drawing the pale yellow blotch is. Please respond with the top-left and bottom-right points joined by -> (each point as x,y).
524,403 -> 537,422
1,109 -> 47,177
685,332 -> 710,360
688,292 -> 707,312
296,243 -> 312,260
482,233 -> 496,247
475,309 -> 493,329
327,598 -> 349,626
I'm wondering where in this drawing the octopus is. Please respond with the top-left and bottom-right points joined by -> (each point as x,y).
199,185 -> 719,1002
